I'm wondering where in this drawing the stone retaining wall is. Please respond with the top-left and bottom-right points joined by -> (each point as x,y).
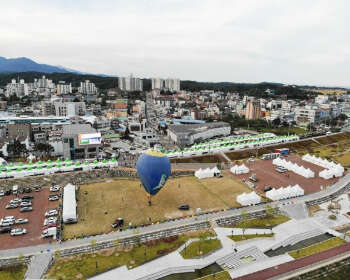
305,183 -> 350,208
0,256 -> 32,269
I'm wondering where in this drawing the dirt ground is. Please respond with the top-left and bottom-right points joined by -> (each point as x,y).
230,154 -> 342,196
0,187 -> 59,250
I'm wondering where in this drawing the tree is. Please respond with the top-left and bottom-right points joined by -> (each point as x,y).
272,118 -> 281,126
7,139 -> 27,158
264,204 -> 274,225
90,239 -> 97,250
240,209 -> 248,237
124,127 -> 130,139
198,231 -> 208,256
37,143 -> 54,156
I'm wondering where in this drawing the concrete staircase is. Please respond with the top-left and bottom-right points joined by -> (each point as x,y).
25,252 -> 53,280
269,229 -> 324,251
217,246 -> 268,270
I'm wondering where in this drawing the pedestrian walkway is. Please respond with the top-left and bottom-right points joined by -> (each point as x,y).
281,203 -> 308,220
25,251 -> 53,280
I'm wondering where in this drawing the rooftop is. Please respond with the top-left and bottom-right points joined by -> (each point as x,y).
62,124 -> 97,135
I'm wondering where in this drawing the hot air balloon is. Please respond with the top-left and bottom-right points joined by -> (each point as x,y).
136,150 -> 171,203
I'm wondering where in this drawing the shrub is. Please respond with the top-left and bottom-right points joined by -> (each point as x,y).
329,215 -> 337,220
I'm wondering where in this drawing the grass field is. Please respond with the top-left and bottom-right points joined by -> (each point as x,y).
180,239 -> 221,259
46,229 -> 213,280
62,174 -> 251,238
288,237 -> 346,259
0,266 -> 26,280
308,89 -> 347,95
228,233 -> 274,241
197,271 -> 232,280
225,214 -> 290,229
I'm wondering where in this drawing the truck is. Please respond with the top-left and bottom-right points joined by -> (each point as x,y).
41,227 -> 57,238
261,153 -> 281,160
12,185 -> 18,195
275,148 -> 290,155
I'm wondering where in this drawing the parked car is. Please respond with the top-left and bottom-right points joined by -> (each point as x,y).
15,218 -> 29,224
178,205 -> 190,210
25,187 -> 32,193
0,190 -> 4,196
20,207 -> 33,212
20,201 -> 32,207
11,228 -> 27,236
10,198 -> 22,204
5,189 -> 11,195
0,227 -> 12,234
42,224 -> 56,230
263,186 -> 273,192
276,166 -> 287,173
45,209 -> 58,217
0,219 -> 15,226
50,186 -> 60,192
6,204 -> 18,209
18,188 -> 25,194
49,195 -> 59,201
65,218 -> 78,225
22,195 -> 34,200
111,218 -> 124,228
43,217 -> 57,226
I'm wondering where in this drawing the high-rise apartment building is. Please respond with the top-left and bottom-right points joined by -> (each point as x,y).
57,81 -> 72,95
78,80 -> 97,94
118,74 -> 143,91
151,78 -> 164,89
165,78 -> 180,92
245,99 -> 261,120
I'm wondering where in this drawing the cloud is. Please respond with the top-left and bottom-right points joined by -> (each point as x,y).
0,0 -> 349,86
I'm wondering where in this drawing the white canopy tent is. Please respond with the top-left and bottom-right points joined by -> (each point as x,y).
230,165 -> 238,173
195,167 -> 214,179
62,183 -> 77,222
266,184 -> 304,200
237,191 -> 261,206
211,166 -> 221,177
234,164 -> 249,175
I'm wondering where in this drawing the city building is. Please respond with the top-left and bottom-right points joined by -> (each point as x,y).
78,80 -> 97,94
165,78 -> 180,92
7,122 -> 32,139
294,104 -> 322,125
33,76 -> 56,93
56,81 -> 72,95
118,74 -> 143,91
245,99 -> 261,120
168,122 -> 231,146
5,79 -> 29,98
62,124 -> 102,160
151,78 -> 164,89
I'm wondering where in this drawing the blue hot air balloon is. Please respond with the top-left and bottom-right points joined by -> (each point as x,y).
136,150 -> 171,200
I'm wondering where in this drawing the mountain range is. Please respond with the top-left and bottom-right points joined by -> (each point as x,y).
0,56 -> 81,74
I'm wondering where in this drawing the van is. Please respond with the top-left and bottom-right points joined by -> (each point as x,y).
0,219 -> 14,226
13,185 -> 18,195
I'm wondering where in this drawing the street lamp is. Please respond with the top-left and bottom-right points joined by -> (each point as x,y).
144,248 -> 147,262
231,229 -> 233,237
213,269 -> 216,278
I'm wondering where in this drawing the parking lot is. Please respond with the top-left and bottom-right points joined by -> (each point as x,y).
0,187 -> 59,250
231,154 -> 336,195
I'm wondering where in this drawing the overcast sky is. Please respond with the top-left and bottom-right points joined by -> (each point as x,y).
1,0 -> 350,87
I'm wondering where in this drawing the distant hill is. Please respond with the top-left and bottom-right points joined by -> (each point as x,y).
0,56 -> 71,74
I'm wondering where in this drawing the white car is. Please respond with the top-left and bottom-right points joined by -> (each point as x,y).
276,166 -> 287,173
43,217 -> 57,226
11,228 -> 27,236
48,195 -> 59,201
15,218 -> 29,224
0,190 -> 4,196
45,209 -> 58,217
20,201 -> 32,207
10,198 -> 22,204
50,186 -> 60,192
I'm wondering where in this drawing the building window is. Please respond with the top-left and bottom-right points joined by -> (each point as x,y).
64,139 -> 68,143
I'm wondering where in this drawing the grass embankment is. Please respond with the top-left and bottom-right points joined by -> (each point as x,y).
228,233 -> 274,242
227,214 -> 290,229
288,237 -> 347,259
45,230 -> 215,280
308,205 -> 322,217
0,266 -> 26,280
62,174 -> 250,238
180,239 -> 221,259
196,271 -> 232,280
